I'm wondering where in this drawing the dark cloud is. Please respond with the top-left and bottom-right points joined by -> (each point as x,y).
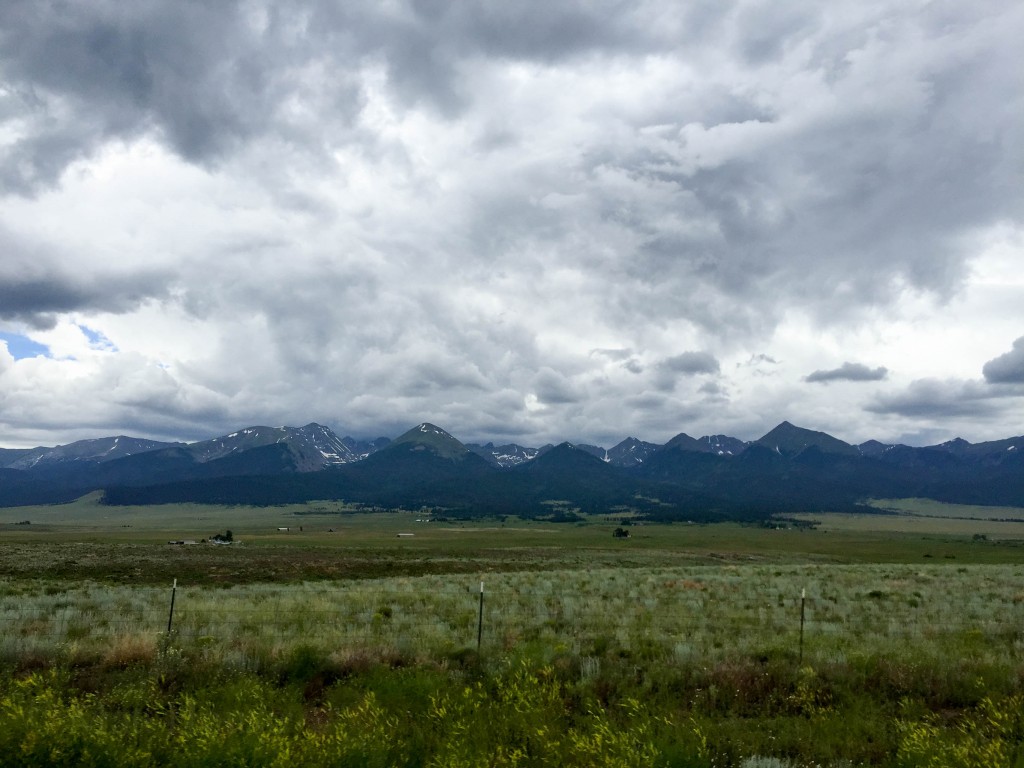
651,351 -> 720,392
0,0 -> 677,191
0,275 -> 169,329
867,379 -> 1005,419
313,0 -> 686,113
806,362 -> 888,384
983,337 -> 1024,384
699,381 -> 727,397
0,224 -> 169,327
533,368 -> 582,405
0,1 -> 361,189
660,351 -> 720,376
735,2 -> 818,65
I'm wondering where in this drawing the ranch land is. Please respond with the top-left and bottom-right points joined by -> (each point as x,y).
2,496 -> 1024,766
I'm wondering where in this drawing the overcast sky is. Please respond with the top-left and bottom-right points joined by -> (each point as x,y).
1,0 -> 1022,450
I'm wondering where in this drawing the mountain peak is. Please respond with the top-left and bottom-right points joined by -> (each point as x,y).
391,423 -> 468,459
698,434 -> 748,456
186,423 -> 358,470
935,437 -> 972,453
466,442 -> 538,467
607,437 -> 661,467
756,422 -> 857,457
662,432 -> 704,452
2,435 -> 180,470
418,422 -> 448,435
523,441 -> 611,472
857,439 -> 892,458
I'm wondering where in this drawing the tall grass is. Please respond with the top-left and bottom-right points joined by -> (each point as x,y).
3,564 -> 1023,669
3,564 -> 1024,765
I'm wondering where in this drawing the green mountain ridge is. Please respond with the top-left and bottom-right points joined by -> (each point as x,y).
3,420 -> 1024,513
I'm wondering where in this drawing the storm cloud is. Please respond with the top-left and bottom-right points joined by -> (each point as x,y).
867,379 -> 1006,420
0,0 -> 1022,448
983,337 -> 1024,384
806,363 -> 888,384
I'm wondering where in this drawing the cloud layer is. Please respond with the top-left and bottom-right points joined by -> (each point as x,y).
1,0 -> 1022,448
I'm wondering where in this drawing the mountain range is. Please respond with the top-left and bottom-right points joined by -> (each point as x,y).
1,420 -> 1021,518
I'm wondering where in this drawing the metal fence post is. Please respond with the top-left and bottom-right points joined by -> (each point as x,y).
799,587 -> 806,665
477,581 -> 484,652
167,578 -> 177,634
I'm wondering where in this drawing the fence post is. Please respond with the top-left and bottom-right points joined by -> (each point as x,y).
167,578 -> 177,634
799,587 -> 805,665
477,581 -> 484,652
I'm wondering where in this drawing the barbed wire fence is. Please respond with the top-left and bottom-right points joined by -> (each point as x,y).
3,575 -> 1023,666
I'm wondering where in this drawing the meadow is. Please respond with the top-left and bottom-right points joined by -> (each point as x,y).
2,497 -> 1024,766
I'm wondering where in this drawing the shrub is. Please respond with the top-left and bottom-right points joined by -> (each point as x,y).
896,695 -> 1024,767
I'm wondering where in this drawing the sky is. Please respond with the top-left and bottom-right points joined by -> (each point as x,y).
0,0 -> 1022,450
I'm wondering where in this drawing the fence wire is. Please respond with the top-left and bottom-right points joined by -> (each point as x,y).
3,576 -> 1024,664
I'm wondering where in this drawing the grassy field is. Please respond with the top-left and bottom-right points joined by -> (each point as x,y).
5,494 -> 1024,583
3,496 -> 1024,766
791,511 -> 1024,540
869,498 -> 1024,520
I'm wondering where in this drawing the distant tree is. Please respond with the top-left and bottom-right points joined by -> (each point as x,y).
612,527 -> 630,539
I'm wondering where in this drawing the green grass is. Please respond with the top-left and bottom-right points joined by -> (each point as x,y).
3,497 -> 1024,765
791,511 -> 1024,540
869,497 -> 1024,521
5,494 -> 1024,588
4,563 -> 1024,668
